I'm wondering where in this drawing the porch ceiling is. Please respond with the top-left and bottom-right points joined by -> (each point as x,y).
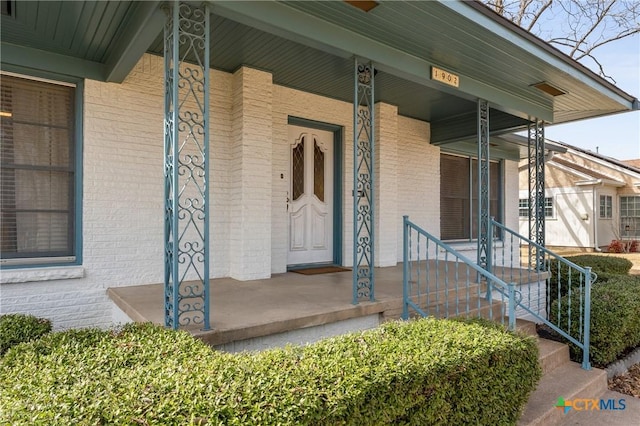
1,0 -> 637,155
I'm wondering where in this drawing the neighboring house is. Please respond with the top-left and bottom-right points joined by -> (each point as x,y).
1,1 -> 638,331
519,142 -> 640,250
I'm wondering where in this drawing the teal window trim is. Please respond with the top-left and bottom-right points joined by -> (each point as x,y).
0,66 -> 83,269
287,116 -> 343,266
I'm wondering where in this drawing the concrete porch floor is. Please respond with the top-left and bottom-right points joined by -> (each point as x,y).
107,262 -> 540,349
109,264 -> 406,348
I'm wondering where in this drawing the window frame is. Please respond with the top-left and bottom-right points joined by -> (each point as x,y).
440,153 -> 503,242
620,196 -> 640,239
0,68 -> 83,269
518,197 -> 554,219
599,194 -> 613,219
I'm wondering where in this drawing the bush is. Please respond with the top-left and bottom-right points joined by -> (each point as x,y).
0,314 -> 52,355
564,254 -> 632,276
548,254 -> 633,305
0,319 -> 541,425
607,240 -> 639,253
551,275 -> 640,367
607,240 -> 625,253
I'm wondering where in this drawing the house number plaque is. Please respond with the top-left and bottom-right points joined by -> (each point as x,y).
431,66 -> 459,88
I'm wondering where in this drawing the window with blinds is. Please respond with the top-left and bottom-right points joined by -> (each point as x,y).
440,153 -> 501,241
0,74 -> 76,265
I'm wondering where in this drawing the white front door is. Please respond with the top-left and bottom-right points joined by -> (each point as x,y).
287,125 -> 334,265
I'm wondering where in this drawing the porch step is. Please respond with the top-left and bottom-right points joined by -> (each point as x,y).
384,296 -> 504,323
517,320 -> 608,426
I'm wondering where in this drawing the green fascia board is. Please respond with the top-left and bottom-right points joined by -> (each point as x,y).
1,42 -> 105,80
104,1 -> 164,83
210,1 -> 553,122
442,1 -> 637,110
441,141 -> 521,162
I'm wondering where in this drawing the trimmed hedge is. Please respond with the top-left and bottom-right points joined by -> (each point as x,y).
0,319 -> 540,425
564,255 -> 633,276
551,275 -> 640,366
0,314 -> 52,355
548,254 -> 633,304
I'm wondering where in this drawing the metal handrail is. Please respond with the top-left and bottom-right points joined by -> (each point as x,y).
491,219 -> 592,370
402,216 -> 518,331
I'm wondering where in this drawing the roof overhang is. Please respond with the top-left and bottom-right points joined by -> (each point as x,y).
575,179 -> 626,188
1,0 -> 637,149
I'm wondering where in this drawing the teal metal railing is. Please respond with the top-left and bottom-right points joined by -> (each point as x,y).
491,219 -> 592,370
402,216 -> 517,331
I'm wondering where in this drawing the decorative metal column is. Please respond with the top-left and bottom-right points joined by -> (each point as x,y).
164,1 -> 210,330
528,119 -> 545,269
353,59 -> 375,303
477,99 -> 491,274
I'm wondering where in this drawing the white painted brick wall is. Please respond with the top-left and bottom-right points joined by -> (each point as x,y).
229,67 -> 273,280
396,116 -> 438,261
375,103 -> 399,267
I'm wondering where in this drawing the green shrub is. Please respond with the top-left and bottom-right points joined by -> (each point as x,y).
551,275 -> 640,366
564,255 -> 633,276
547,254 -> 633,305
0,319 -> 540,425
0,314 -> 52,355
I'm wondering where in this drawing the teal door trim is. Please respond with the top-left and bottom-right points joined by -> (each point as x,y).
287,116 -> 343,266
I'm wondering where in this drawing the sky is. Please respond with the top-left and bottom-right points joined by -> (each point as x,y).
543,34 -> 640,161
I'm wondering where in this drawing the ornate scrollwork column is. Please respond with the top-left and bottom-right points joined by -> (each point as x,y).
528,119 -> 545,269
353,59 -> 375,303
164,1 -> 210,330
477,99 -> 491,274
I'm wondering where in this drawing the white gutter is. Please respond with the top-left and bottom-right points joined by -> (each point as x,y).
576,178 -> 625,188
592,189 -> 601,252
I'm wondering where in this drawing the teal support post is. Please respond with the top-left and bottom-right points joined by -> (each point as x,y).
508,282 -> 516,331
163,1 -> 210,330
582,267 -> 592,370
477,99 -> 491,275
352,58 -> 375,304
402,215 -> 409,320
528,119 -> 545,270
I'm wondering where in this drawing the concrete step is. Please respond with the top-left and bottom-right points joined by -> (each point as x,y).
381,296 -> 502,323
409,296 -> 504,321
518,361 -> 608,426
537,338 -> 571,375
516,319 -> 538,336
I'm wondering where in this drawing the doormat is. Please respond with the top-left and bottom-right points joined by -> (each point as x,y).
291,266 -> 351,275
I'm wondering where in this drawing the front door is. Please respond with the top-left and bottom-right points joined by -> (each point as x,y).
287,125 -> 334,265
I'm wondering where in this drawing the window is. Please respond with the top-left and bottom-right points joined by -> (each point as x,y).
620,196 -> 640,239
518,197 -> 554,218
440,154 -> 501,240
599,195 -> 613,219
1,73 -> 78,266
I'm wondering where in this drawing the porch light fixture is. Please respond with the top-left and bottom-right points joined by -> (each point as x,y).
532,81 -> 566,97
0,111 -> 12,117
344,1 -> 379,12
